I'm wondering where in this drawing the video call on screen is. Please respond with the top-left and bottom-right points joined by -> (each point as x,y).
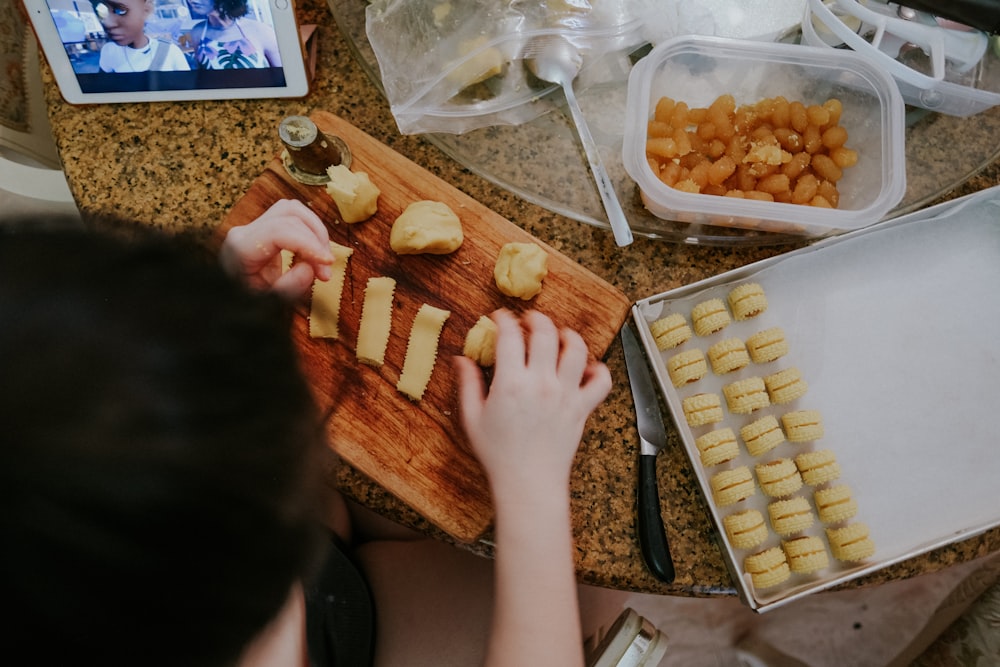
48,0 -> 287,92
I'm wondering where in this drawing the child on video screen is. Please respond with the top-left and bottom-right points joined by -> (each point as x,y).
186,0 -> 281,69
94,0 -> 189,72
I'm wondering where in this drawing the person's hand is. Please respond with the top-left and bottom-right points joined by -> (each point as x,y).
457,310 -> 607,666
454,310 -> 612,496
219,199 -> 333,299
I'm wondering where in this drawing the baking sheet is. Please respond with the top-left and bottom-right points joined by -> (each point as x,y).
633,186 -> 1000,611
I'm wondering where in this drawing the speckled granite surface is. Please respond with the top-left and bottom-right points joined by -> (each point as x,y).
41,1 -> 1000,596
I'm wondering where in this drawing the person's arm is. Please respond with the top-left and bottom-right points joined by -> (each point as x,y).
218,198 -> 333,299
454,310 -> 612,667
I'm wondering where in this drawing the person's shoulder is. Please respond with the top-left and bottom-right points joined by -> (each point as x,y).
156,38 -> 184,52
98,41 -> 122,69
238,18 -> 276,38
154,39 -> 191,70
155,38 -> 186,57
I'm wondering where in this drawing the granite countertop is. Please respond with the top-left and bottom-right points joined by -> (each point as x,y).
42,1 -> 1000,596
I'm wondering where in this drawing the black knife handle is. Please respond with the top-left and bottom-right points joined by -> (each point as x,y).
637,453 -> 676,583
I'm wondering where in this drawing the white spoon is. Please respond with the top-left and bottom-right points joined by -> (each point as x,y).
524,35 -> 634,247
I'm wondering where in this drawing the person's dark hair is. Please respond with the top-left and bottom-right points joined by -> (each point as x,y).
0,221 -> 326,666
214,0 -> 249,20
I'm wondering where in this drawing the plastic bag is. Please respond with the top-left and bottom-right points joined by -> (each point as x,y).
365,0 -> 645,135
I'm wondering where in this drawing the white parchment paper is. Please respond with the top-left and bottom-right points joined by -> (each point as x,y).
635,188 -> 1000,609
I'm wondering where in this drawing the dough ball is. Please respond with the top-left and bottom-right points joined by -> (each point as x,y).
325,164 -> 380,223
463,315 -> 497,366
390,201 -> 464,255
494,242 -> 548,300
447,36 -> 504,88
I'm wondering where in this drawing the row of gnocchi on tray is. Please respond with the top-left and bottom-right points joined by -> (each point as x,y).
646,282 -> 874,592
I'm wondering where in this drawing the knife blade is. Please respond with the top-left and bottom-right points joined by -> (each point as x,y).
620,324 -> 676,584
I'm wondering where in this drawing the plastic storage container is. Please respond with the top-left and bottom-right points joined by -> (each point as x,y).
622,35 -> 906,237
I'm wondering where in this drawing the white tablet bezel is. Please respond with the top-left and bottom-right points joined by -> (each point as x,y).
22,0 -> 310,104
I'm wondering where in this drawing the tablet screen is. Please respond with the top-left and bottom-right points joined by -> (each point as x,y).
26,0 -> 308,102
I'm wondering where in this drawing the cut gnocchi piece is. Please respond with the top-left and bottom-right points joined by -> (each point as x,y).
691,298 -> 731,336
649,313 -> 691,350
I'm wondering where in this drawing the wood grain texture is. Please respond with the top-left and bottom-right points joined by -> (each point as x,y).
219,111 -> 631,542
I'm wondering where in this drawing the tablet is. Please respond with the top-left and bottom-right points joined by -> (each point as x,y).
23,0 -> 310,104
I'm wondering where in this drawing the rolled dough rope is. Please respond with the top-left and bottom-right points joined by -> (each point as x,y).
397,303 -> 450,401
356,276 -> 396,366
308,241 -> 353,339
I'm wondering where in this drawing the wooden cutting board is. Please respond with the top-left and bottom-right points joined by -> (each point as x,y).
219,110 -> 630,542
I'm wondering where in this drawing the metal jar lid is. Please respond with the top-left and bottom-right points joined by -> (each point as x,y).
278,115 -> 351,185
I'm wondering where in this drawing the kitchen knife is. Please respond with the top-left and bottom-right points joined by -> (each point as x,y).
620,324 -> 676,584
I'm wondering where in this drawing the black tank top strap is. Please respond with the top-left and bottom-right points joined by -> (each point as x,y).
304,533 -> 376,667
